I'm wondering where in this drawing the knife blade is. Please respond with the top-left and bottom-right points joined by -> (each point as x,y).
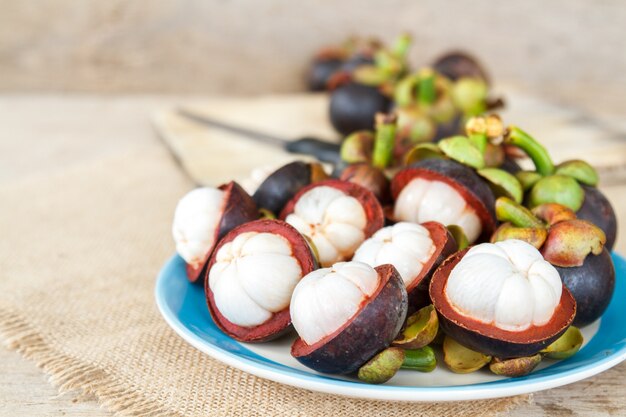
176,108 -> 342,164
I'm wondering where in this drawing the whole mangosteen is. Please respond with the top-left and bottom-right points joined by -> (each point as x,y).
430,240 -> 576,358
172,182 -> 258,283
329,82 -> 392,136
204,219 -> 317,342
280,179 -> 384,267
290,261 -> 408,374
391,158 -> 496,243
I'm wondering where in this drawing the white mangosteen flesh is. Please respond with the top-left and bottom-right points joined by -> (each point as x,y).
172,187 -> 226,268
394,178 -> 481,243
285,186 -> 367,267
445,239 -> 563,332
353,222 -> 435,287
290,261 -> 380,345
208,232 -> 304,327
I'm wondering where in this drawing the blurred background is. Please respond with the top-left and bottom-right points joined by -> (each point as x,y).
1,0 -> 624,117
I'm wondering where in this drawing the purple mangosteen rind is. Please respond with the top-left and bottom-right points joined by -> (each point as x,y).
555,248 -> 615,327
576,185 -> 617,251
329,83 -> 392,136
430,248 -> 576,359
253,161 -> 327,215
186,181 -> 258,284
205,219 -> 317,343
406,221 -> 458,312
291,264 -> 408,375
391,159 -> 497,241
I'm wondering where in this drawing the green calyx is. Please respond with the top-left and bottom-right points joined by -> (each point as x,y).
357,347 -> 405,384
516,171 -> 543,191
352,65 -> 394,86
495,197 -> 545,228
489,354 -> 542,377
541,327 -> 583,360
438,135 -> 485,169
491,223 -> 548,249
395,107 -> 436,144
528,175 -> 585,212
340,131 -> 374,164
452,77 -> 488,116
404,143 -> 445,166
505,126 -> 554,177
401,346 -> 437,372
372,113 -> 398,169
393,305 -> 439,349
478,168 -> 524,203
555,160 -> 599,186
443,336 -> 491,374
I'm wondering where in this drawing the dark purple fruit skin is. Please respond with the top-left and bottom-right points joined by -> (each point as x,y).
253,161 -> 313,215
556,248 -> 615,327
329,83 -> 391,136
499,157 -> 522,174
432,51 -> 489,83
577,185 -> 617,250
308,58 -> 344,91
404,159 -> 496,240
340,53 -> 375,73
292,265 -> 408,375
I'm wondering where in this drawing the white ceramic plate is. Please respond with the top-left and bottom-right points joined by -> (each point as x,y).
155,253 -> 626,401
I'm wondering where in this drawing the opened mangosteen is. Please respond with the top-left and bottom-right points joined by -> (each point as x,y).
204,219 -> 317,342
430,240 -> 576,358
338,163 -> 390,204
252,161 -> 328,215
329,81 -> 392,136
353,221 -> 457,309
290,262 -> 408,374
172,182 -> 258,283
391,158 -> 496,243
432,51 -> 489,84
493,199 -> 614,327
280,179 -> 384,267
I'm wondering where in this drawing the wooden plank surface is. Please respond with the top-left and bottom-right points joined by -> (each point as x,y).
2,95 -> 625,416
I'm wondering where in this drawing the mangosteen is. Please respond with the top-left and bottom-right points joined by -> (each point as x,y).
172,182 -> 258,283
280,179 -> 384,267
353,221 -> 457,309
290,262 -> 408,374
204,219 -> 317,342
329,82 -> 392,136
253,161 -> 328,215
391,158 -> 496,243
430,240 -> 576,358
577,185 -> 617,250
555,249 -> 615,327
338,163 -> 390,204
308,56 -> 345,91
432,51 -> 489,84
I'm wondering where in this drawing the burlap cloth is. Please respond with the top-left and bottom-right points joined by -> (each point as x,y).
0,100 -> 528,416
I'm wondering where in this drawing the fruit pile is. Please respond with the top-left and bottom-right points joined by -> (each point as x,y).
306,34 -> 503,144
171,113 -> 616,384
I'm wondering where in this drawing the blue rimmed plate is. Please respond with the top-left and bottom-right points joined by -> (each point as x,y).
155,253 -> 626,401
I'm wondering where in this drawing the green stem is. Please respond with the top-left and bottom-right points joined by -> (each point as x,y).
495,197 -> 545,228
505,126 -> 554,177
418,69 -> 436,106
372,113 -> 397,169
392,33 -> 412,58
401,346 -> 437,372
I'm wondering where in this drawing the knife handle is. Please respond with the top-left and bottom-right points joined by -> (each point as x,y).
285,137 -> 342,164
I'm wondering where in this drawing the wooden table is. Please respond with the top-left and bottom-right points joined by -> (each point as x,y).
1,95 -> 625,416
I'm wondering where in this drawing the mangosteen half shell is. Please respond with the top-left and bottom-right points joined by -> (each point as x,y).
290,262 -> 408,374
353,221 -> 457,310
253,161 -> 328,215
172,181 -> 258,283
280,179 -> 385,267
576,185 -> 617,251
430,240 -> 576,358
391,158 -> 496,243
555,248 -> 615,327
205,219 -> 317,343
